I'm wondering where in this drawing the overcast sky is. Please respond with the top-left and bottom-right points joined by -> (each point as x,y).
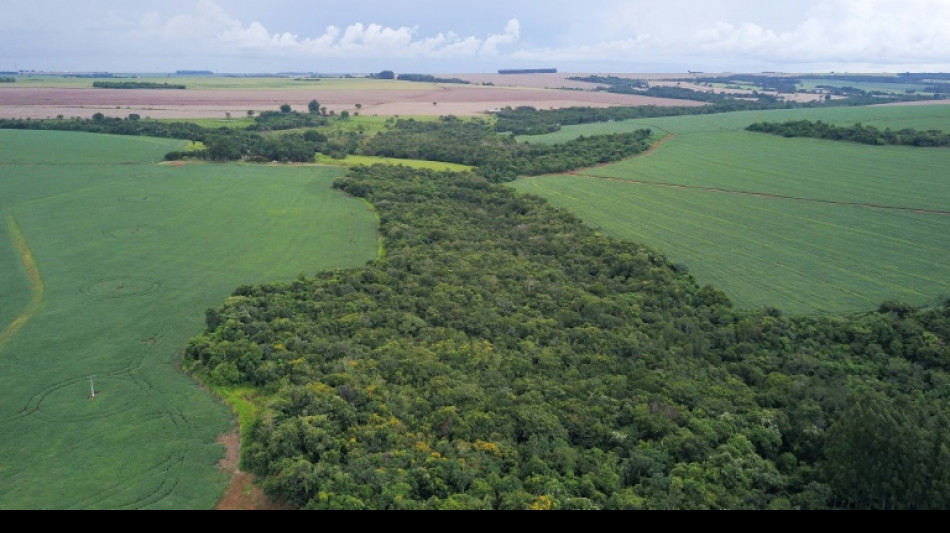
3,0 -> 949,74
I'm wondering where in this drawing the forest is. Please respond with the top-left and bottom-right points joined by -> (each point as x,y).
3,103 -> 949,509
746,120 -> 950,147
183,162 -> 950,510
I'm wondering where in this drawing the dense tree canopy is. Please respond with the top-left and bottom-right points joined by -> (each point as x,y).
185,163 -> 950,510
747,120 -> 950,147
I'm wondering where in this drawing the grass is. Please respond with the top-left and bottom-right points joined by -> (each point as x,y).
0,129 -> 378,508
315,153 -> 473,172
518,104 -> 950,143
509,105 -> 950,315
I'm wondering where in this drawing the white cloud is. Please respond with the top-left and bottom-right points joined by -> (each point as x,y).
682,0 -> 950,66
482,19 -> 520,56
135,0 -> 520,61
512,0 -> 950,71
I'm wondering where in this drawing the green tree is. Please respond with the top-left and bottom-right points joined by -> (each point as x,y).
280,103 -> 292,113
308,99 -> 320,114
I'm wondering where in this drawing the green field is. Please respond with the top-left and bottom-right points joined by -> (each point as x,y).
519,105 -> 950,143
511,105 -> 950,315
0,130 -> 378,508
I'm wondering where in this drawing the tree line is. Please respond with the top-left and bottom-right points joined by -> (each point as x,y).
92,81 -> 186,89
361,116 -> 652,181
747,120 -> 950,147
396,74 -> 470,84
184,160 -> 950,509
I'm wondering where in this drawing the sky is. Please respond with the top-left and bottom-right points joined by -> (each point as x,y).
3,0 -> 949,74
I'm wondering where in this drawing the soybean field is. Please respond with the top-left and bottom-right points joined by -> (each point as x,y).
511,104 -> 950,315
0,130 -> 378,508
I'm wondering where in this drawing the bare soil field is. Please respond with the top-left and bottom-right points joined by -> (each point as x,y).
0,77 -> 706,120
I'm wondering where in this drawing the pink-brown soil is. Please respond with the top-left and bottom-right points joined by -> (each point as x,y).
0,78 -> 706,120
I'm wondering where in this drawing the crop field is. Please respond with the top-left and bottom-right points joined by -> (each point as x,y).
511,105 -> 950,315
797,78 -> 936,95
519,104 -> 950,144
0,130 -> 378,508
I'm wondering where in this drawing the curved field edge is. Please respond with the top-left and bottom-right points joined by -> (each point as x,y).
0,130 -> 379,509
510,173 -> 950,316
508,106 -> 950,315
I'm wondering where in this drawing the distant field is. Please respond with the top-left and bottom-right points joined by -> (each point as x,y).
797,78 -> 936,95
0,130 -> 378,508
511,105 -> 950,315
519,104 -> 950,143
0,75 -> 706,120
4,75 -> 410,91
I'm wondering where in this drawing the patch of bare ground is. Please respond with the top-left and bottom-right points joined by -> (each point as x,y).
0,82 -> 706,120
875,99 -> 950,107
215,429 -> 293,510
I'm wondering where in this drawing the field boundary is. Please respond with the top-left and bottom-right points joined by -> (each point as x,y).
0,214 -> 45,353
563,174 -> 950,216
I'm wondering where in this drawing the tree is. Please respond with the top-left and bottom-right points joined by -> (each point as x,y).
375,70 -> 395,80
340,110 -> 350,120
280,103 -> 292,113
355,103 -> 362,110
247,110 -> 255,117
308,99 -> 320,114
92,112 -> 105,121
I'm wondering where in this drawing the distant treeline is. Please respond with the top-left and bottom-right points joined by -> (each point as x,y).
499,68 -> 557,74
92,81 -> 186,89
493,104 -> 751,135
0,108 -> 651,172
246,110 -> 328,131
0,77 -> 14,83
574,75 -> 944,104
747,120 -> 950,148
397,73 -> 470,84
0,114 -> 335,163
495,85 -> 943,137
362,116 -> 652,181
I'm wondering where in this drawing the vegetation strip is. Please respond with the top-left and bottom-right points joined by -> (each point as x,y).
0,215 -> 44,352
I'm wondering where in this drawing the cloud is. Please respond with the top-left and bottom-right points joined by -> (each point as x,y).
482,19 -> 520,55
137,0 -> 520,61
511,0 -> 950,71
681,0 -> 950,67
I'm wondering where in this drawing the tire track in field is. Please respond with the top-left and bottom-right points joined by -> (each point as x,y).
0,214 -> 44,355
560,174 -> 950,216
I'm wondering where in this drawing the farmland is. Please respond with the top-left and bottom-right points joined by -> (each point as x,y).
0,130 -> 377,508
0,74 -> 704,121
510,104 -> 950,315
1,73 -> 949,510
